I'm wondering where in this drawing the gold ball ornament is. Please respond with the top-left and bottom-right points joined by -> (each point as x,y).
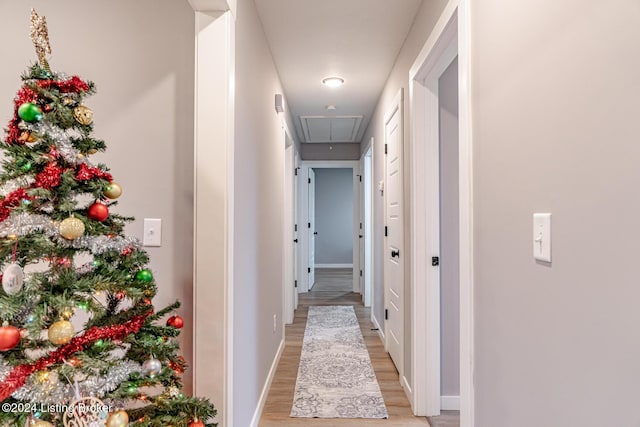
59,216 -> 85,240
73,105 -> 94,125
48,320 -> 74,345
103,182 -> 122,199
106,410 -> 129,427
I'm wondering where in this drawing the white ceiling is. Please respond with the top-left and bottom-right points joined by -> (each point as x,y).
254,0 -> 422,143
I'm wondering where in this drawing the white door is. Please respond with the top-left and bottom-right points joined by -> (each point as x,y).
359,171 -> 365,298
294,156 -> 299,308
384,93 -> 404,375
308,168 -> 316,290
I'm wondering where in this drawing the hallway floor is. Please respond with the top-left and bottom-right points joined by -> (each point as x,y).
259,268 -> 430,426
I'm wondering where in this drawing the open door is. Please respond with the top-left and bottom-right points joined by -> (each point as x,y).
308,168 -> 316,290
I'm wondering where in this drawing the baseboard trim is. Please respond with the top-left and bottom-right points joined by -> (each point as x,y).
371,314 -> 385,341
314,263 -> 353,269
441,395 -> 460,411
402,375 -> 413,405
250,338 -> 285,427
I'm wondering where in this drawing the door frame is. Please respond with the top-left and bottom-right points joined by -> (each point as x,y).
408,0 -> 474,424
360,141 -> 374,307
297,160 -> 361,293
283,131 -> 298,324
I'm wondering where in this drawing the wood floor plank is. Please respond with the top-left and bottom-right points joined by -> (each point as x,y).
259,269 -> 431,427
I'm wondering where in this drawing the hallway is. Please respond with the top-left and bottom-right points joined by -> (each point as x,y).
259,269 -> 428,426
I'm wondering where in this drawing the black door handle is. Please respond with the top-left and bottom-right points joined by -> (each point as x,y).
293,239 -> 298,243
314,231 -> 318,235
391,249 -> 400,258
359,235 -> 363,238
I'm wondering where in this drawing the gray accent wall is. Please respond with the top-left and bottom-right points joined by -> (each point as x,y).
472,1 -> 640,425
439,57 -> 460,397
314,168 -> 353,265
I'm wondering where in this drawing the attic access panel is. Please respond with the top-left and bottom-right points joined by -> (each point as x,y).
300,115 -> 363,143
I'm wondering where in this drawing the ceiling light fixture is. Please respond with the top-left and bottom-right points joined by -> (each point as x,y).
322,77 -> 344,88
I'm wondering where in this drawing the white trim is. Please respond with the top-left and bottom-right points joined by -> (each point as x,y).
249,339 -> 285,427
315,263 -> 354,269
402,376 -> 414,405
458,0 -> 475,425
192,11 -> 234,427
283,136 -> 296,324
409,0 -> 475,423
297,160 -> 361,294
441,395 -> 461,411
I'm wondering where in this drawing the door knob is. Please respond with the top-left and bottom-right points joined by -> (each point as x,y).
359,235 -> 363,238
314,231 -> 318,235
293,239 -> 298,243
391,249 -> 400,258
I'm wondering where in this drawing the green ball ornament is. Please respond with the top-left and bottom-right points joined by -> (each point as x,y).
18,103 -> 43,122
135,269 -> 153,282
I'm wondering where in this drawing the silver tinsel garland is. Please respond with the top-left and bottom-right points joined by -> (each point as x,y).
0,356 -> 141,405
27,121 -> 95,167
0,176 -> 35,198
0,212 -> 141,255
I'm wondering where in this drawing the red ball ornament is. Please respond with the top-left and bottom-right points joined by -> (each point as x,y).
88,202 -> 109,221
189,420 -> 205,427
0,324 -> 21,351
167,315 -> 184,329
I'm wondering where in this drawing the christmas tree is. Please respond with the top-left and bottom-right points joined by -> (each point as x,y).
0,10 -> 216,427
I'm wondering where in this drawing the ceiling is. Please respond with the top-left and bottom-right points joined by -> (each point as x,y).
254,0 -> 422,144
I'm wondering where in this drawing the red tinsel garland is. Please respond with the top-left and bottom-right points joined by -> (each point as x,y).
0,189 -> 32,221
75,163 -> 112,182
0,311 -> 151,402
34,163 -> 64,189
36,76 -> 90,93
5,87 -> 38,145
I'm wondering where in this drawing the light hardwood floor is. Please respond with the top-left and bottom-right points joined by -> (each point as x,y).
259,268 -> 431,426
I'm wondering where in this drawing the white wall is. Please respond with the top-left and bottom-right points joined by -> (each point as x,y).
301,143 -> 361,160
472,1 -> 640,425
0,0 -> 196,391
232,0 -> 292,425
314,168 -> 353,265
438,57 -> 460,397
361,0 -> 449,388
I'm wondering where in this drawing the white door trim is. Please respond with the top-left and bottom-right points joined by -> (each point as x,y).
191,9 -> 235,427
409,0 -> 474,425
283,131 -> 297,324
298,161 -> 361,293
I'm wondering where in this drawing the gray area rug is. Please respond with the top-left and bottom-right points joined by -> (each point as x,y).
290,305 -> 388,419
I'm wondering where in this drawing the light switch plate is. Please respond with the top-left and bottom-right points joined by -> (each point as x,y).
143,218 -> 162,247
533,213 -> 551,262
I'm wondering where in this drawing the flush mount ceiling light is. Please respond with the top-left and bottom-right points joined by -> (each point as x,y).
322,77 -> 344,88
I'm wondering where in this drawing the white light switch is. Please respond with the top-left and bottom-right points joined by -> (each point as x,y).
533,213 -> 551,262
143,218 -> 162,247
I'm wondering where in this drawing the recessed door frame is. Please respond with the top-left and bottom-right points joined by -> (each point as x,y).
409,0 -> 474,425
297,160 -> 361,293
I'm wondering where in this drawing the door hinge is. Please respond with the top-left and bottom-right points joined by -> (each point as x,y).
432,256 -> 440,266
308,178 -> 311,184
294,168 -> 298,176
308,222 -> 311,228
384,144 -> 388,154
358,175 -> 362,182
308,267 -> 311,273
360,222 -> 362,229
360,269 -> 363,277
385,309 -> 389,320
295,224 -> 297,232
385,226 -> 388,236
294,280 -> 298,288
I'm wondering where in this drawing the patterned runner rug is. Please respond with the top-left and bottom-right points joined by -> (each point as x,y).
290,305 -> 388,418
